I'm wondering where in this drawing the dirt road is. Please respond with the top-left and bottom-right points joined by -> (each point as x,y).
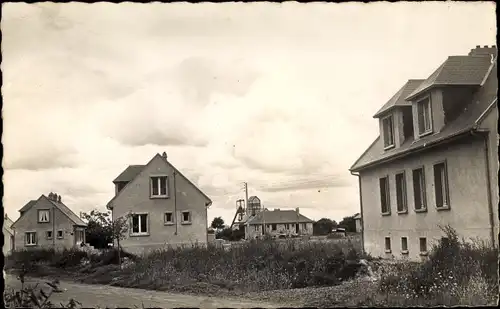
4,274 -> 285,308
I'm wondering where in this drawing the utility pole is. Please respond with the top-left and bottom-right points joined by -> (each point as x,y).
243,182 -> 249,215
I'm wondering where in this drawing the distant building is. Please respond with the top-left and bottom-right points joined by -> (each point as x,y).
106,152 -> 212,254
350,45 -> 498,260
3,214 -> 15,255
245,208 -> 314,239
11,193 -> 87,250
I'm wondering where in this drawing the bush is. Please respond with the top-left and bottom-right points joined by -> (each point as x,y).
378,226 -> 498,306
4,270 -> 81,309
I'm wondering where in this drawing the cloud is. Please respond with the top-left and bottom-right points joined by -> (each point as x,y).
259,175 -> 352,193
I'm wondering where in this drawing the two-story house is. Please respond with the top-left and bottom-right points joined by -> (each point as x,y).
106,152 -> 212,254
3,214 -> 15,255
245,208 -> 314,239
11,193 -> 87,250
350,45 -> 498,260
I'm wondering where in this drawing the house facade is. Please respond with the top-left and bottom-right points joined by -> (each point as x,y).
3,214 -> 15,255
11,193 -> 87,250
106,152 -> 212,255
350,45 -> 498,261
245,208 -> 314,239
353,213 -> 362,233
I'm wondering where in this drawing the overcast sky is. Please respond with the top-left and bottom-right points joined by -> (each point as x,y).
2,2 -> 496,225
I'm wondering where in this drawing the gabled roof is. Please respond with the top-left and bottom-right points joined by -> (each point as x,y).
107,153 -> 212,209
406,55 -> 492,100
350,57 -> 497,172
12,195 -> 87,228
246,209 -> 314,225
373,79 -> 425,118
19,200 -> 37,213
3,215 -> 15,235
113,165 -> 145,183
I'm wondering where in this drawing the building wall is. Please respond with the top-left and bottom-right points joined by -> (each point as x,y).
13,198 -> 78,250
359,136 -> 494,261
478,104 -> 499,245
3,228 -> 14,256
111,155 -> 209,255
355,219 -> 362,233
246,222 -> 313,239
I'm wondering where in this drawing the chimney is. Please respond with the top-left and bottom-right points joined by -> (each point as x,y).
48,192 -> 54,200
468,45 -> 497,57
58,195 -> 62,203
162,152 -> 168,160
296,207 -> 300,215
274,208 -> 280,211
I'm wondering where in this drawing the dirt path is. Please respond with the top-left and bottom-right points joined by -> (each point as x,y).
4,274 -> 288,308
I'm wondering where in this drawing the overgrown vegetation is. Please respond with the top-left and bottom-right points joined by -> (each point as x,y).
4,268 -> 81,309
5,226 -> 497,307
373,226 -> 499,307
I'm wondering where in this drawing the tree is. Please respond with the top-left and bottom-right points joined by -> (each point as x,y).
81,210 -> 113,249
112,214 -> 131,269
211,217 -> 225,231
338,215 -> 356,233
313,218 -> 337,236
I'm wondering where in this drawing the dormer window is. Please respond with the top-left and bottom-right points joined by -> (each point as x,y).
417,96 -> 432,136
382,115 -> 395,149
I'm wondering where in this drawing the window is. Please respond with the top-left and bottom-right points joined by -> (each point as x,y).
181,211 -> 191,224
285,224 -> 289,230
302,223 -> 307,230
164,212 -> 174,224
434,162 -> 450,209
25,232 -> 37,246
385,237 -> 391,252
38,210 -> 50,223
379,177 -> 391,214
419,237 -> 428,254
401,237 -> 408,253
150,176 -> 168,197
417,97 -> 432,135
57,230 -> 64,239
254,225 -> 260,232
131,214 -> 149,235
46,231 -> 53,239
272,224 -> 277,231
75,230 -> 84,243
382,115 -> 395,148
395,172 -> 407,213
413,168 -> 427,211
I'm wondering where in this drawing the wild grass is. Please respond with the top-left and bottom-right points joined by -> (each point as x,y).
374,226 -> 499,307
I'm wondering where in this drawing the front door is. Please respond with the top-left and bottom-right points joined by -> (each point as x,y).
296,223 -> 299,234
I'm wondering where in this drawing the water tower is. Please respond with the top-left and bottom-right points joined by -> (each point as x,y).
247,196 -> 262,216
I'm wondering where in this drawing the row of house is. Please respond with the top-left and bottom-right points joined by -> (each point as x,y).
4,150 -> 320,255
350,45 -> 499,260
4,152 -> 214,255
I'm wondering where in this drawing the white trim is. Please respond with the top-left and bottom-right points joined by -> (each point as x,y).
164,211 -> 175,225
181,211 -> 192,224
25,231 -> 37,246
38,209 -> 50,223
150,175 -> 169,198
416,95 -> 433,137
475,97 -> 498,126
381,114 -> 395,149
130,213 -> 150,236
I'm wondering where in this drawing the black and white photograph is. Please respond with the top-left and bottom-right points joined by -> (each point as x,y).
1,1 -> 498,308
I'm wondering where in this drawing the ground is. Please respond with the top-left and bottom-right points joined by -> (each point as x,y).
5,271 -> 379,308
4,274 -> 291,308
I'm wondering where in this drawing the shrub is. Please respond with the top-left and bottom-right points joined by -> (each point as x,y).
378,226 -> 498,306
4,270 -> 81,309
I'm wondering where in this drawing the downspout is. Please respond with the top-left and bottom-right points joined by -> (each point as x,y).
173,171 -> 178,236
350,170 -> 365,254
472,130 -> 496,247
